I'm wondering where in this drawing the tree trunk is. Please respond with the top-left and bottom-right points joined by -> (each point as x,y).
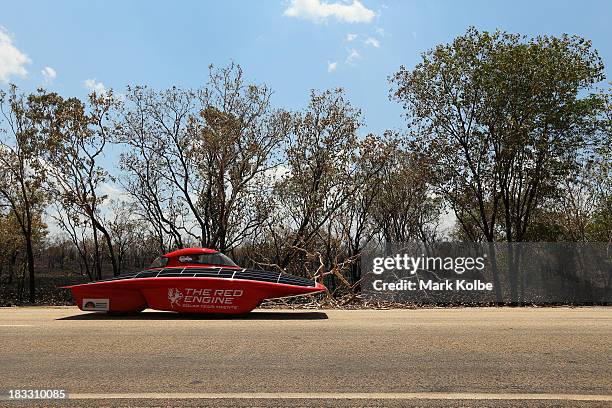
507,242 -> 519,304
8,253 -> 17,284
486,242 -> 503,303
25,235 -> 35,303
92,224 -> 102,280
95,220 -> 119,277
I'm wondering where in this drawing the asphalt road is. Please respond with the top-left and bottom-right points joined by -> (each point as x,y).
0,307 -> 611,407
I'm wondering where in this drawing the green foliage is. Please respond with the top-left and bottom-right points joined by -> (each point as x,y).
391,27 -> 607,242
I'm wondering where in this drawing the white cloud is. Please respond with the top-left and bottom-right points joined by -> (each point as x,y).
284,0 -> 375,23
264,164 -> 291,182
345,33 -> 357,42
249,164 -> 291,189
327,61 -> 338,73
346,48 -> 361,64
83,78 -> 107,94
365,37 -> 380,48
41,66 -> 56,85
0,28 -> 31,83
101,182 -> 129,202
376,27 -> 386,37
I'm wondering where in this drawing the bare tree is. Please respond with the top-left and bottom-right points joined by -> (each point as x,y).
29,90 -> 120,278
48,202 -> 95,280
117,63 -> 289,253
273,89 -> 362,268
107,200 -> 145,274
0,86 -> 48,301
334,134 -> 396,283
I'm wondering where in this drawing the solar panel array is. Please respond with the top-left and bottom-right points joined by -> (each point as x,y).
91,267 -> 316,287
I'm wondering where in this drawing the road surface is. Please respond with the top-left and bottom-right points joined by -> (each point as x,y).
0,307 -> 611,407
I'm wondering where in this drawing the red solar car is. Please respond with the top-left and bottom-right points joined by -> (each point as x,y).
65,248 -> 326,314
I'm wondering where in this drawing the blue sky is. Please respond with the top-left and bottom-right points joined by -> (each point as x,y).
1,0 -> 611,136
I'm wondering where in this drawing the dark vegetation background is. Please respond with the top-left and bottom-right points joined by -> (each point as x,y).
1,28 -> 610,306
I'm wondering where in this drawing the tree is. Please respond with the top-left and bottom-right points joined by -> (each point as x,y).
117,63 -> 289,253
29,90 -> 120,278
334,134 -> 394,284
500,86 -> 611,243
585,86 -> 612,242
391,28 -> 606,301
373,144 -> 443,244
273,89 -> 362,269
0,210 -> 27,284
0,86 -> 48,302
107,200 -> 145,275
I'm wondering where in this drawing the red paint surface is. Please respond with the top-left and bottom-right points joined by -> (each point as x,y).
65,248 -> 326,314
68,277 -> 325,314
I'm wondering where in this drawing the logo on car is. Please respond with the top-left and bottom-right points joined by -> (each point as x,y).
167,288 -> 184,308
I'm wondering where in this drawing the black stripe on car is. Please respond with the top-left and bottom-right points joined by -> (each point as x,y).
90,267 -> 316,287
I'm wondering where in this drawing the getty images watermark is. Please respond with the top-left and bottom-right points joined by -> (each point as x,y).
371,253 -> 493,291
362,242 -> 612,304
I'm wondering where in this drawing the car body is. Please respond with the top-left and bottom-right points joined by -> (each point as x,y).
65,248 -> 326,314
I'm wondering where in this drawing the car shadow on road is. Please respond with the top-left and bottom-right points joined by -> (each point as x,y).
57,310 -> 329,321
